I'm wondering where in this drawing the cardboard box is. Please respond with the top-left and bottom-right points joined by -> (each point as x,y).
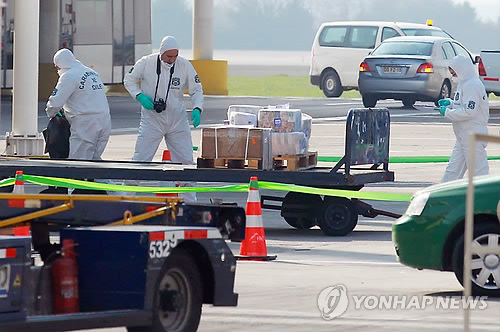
272,132 -> 309,156
200,127 -> 273,169
258,109 -> 302,132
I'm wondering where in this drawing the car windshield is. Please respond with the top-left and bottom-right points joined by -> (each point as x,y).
372,41 -> 433,56
401,28 -> 452,38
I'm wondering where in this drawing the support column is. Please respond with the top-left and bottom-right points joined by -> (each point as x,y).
191,0 -> 228,95
193,0 -> 213,60
5,0 -> 44,156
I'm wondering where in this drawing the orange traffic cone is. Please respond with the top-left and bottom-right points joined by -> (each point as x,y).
162,149 -> 172,162
237,177 -> 276,261
8,170 -> 25,208
157,150 -> 178,198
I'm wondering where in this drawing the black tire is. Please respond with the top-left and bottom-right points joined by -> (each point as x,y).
319,197 -> 358,236
321,70 -> 343,97
452,223 -> 500,297
402,97 -> 415,108
362,94 -> 377,108
434,81 -> 451,106
280,192 -> 322,229
128,248 -> 203,332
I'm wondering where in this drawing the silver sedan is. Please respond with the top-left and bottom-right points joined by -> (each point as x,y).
358,36 -> 477,108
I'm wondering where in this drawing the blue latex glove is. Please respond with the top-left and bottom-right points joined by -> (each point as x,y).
136,93 -> 154,110
191,107 -> 201,128
438,98 -> 451,107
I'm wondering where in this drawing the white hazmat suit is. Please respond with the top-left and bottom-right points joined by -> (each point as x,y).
45,49 -> 111,160
124,36 -> 203,164
441,55 -> 489,182
124,36 -> 203,202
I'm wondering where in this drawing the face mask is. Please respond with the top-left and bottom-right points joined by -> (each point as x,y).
163,61 -> 174,69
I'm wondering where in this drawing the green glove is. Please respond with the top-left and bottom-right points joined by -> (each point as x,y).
191,107 -> 201,128
136,93 -> 154,110
434,106 -> 446,116
438,98 -> 451,107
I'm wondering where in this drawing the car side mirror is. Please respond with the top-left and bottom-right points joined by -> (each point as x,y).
474,55 -> 481,64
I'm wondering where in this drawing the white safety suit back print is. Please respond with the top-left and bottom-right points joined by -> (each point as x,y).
46,49 -> 111,160
441,55 -> 489,182
123,41 -> 203,164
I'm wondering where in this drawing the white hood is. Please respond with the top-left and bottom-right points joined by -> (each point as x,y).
159,36 -> 179,55
449,55 -> 475,83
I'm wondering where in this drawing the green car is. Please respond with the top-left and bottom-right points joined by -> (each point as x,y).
393,175 -> 500,296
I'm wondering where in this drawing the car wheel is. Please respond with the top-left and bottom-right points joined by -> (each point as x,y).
321,70 -> 343,98
435,81 -> 451,106
452,223 -> 500,297
318,197 -> 358,236
402,97 -> 415,108
362,94 -> 377,108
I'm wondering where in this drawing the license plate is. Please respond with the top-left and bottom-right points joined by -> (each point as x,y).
0,264 -> 10,298
383,66 -> 402,74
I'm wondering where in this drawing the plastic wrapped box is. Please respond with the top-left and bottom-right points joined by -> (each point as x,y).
271,132 -> 309,156
226,105 -> 262,121
301,113 -> 313,140
229,111 -> 257,127
258,109 -> 302,133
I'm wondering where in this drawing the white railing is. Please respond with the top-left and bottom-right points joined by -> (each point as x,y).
464,133 -> 500,332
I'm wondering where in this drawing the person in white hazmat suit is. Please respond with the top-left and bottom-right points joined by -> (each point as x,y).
124,36 -> 203,201
45,48 -> 111,160
436,55 -> 489,182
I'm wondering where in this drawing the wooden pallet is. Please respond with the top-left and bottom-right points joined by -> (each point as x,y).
197,151 -> 318,171
197,157 -> 264,169
273,152 -> 318,171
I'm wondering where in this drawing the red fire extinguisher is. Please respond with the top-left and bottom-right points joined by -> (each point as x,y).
52,239 -> 79,314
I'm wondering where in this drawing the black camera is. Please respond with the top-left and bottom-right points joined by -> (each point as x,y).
154,98 -> 166,113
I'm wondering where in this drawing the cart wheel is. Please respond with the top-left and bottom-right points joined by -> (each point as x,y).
319,197 -> 358,236
128,248 -> 203,332
280,192 -> 322,229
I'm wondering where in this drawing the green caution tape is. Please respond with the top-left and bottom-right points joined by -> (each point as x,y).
23,175 -> 249,193
258,181 -> 412,202
317,156 -> 500,163
14,174 -> 412,202
0,178 -> 14,187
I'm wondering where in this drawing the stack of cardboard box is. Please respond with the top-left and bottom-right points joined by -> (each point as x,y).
199,104 -> 313,169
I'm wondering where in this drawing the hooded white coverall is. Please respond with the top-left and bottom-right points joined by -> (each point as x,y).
123,36 -> 203,164
441,55 -> 489,182
45,49 -> 111,160
124,36 -> 203,202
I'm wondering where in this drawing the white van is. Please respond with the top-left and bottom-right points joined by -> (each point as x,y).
309,21 -> 452,97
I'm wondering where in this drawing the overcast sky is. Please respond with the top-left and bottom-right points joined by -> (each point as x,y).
152,0 -> 500,52
451,0 -> 500,22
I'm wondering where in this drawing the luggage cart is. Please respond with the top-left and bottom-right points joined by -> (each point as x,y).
0,108 -> 397,236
